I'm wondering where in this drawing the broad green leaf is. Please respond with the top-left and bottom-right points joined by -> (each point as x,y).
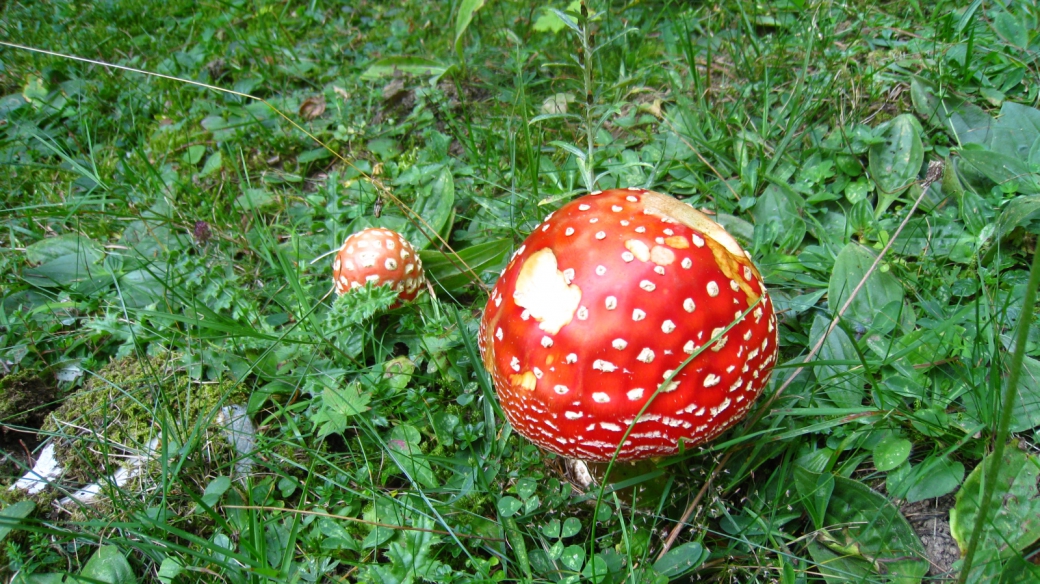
200,476 -> 232,509
72,546 -> 138,584
994,194 -> 1040,240
809,314 -> 865,408
235,187 -> 275,211
807,476 -> 928,584
959,149 -> 1039,194
1006,356 -> 1040,432
653,542 -> 706,578
157,557 -> 184,584
388,424 -> 438,488
560,544 -> 585,571
561,516 -> 582,538
532,1 -> 581,33
420,238 -> 510,293
454,0 -> 486,55
23,234 -> 106,287
751,183 -> 805,252
200,151 -> 223,176
828,242 -> 904,329
873,434 -> 912,472
989,101 -> 1040,160
869,114 -> 924,195
904,455 -> 964,503
950,448 -> 1040,560
401,167 -> 455,249
0,501 -> 36,543
497,496 -> 522,518
361,56 -> 447,80
910,78 -> 992,145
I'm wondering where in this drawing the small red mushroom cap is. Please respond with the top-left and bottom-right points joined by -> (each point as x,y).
332,227 -> 425,302
478,188 -> 778,461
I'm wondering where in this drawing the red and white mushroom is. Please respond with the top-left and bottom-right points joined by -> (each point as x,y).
478,188 -> 778,461
332,227 -> 425,302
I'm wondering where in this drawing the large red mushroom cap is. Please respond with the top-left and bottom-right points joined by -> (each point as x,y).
478,188 -> 778,461
332,227 -> 425,302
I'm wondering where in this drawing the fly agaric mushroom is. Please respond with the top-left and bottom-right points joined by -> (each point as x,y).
332,227 -> 425,301
478,188 -> 777,461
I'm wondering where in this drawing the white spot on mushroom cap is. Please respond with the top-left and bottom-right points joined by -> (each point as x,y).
662,320 -> 676,333
632,309 -> 646,321
385,258 -> 398,270
622,251 -> 635,262
565,353 -> 578,364
577,306 -> 589,320
600,422 -> 622,431
595,231 -> 606,240
681,257 -> 693,269
627,388 -> 645,400
541,336 -> 554,348
612,338 -> 628,350
605,296 -> 617,310
704,374 -> 721,388
565,411 -> 583,419
554,385 -> 569,395
639,280 -> 656,291
683,298 -> 696,312
593,360 -> 618,372
707,281 -> 720,297
595,265 -> 606,275
636,348 -> 655,363
592,392 -> 610,403
565,227 -> 575,236
579,204 -> 591,211
512,249 -> 582,335
691,234 -> 705,247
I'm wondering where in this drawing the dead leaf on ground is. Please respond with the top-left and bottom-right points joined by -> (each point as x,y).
299,96 -> 326,120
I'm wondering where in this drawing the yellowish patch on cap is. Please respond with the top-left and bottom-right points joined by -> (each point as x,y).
512,248 -> 582,334
509,371 -> 537,391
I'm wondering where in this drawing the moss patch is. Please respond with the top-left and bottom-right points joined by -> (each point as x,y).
41,354 -> 250,486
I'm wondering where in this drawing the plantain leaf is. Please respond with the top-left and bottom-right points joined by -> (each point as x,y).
806,476 -> 928,584
828,242 -> 904,330
454,0 -> 487,55
869,114 -> 924,195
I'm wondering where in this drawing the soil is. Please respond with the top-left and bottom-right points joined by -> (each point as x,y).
0,369 -> 59,483
901,494 -> 961,580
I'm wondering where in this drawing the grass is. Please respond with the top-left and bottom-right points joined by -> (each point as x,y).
1,0 -> 1040,582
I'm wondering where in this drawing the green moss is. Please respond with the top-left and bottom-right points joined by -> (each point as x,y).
0,368 -> 58,429
42,354 -> 250,485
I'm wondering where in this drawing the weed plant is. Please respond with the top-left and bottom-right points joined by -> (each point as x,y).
1,1 -> 1040,583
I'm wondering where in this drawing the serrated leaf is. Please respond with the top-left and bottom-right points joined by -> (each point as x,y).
950,448 -> 1040,557
869,114 -> 924,195
361,516 -> 448,584
828,242 -> 904,329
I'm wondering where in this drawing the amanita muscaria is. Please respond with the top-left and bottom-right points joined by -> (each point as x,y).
332,227 -> 425,302
478,188 -> 777,461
